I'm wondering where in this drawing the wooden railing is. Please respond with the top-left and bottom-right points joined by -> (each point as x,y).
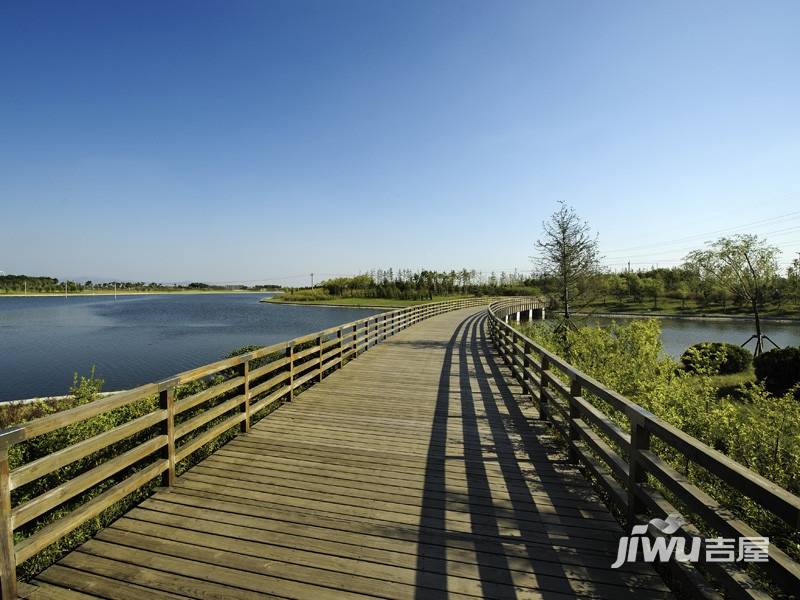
488,299 -> 800,600
0,297 -> 491,599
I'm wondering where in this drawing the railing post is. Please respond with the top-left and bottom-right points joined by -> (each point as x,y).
522,340 -> 532,391
317,336 -> 324,382
568,378 -> 581,463
159,386 -> 176,487
337,327 -> 343,367
627,412 -> 651,529
352,324 -> 358,356
0,445 -> 17,600
240,359 -> 250,433
538,355 -> 549,420
287,343 -> 295,401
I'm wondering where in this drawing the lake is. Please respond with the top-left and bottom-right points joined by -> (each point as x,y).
0,294 -> 381,402
589,315 -> 800,358
3,296 -> 798,401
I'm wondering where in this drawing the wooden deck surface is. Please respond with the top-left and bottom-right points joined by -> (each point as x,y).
28,308 -> 672,599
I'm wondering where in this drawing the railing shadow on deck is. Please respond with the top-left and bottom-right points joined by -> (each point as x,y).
0,296 -> 505,599
412,310 -> 658,599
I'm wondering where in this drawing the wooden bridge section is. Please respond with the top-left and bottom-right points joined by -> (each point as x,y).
2,298 -> 798,599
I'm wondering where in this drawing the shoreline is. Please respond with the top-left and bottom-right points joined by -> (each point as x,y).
260,299 -> 396,309
0,290 -> 277,298
575,311 -> 800,324
0,389 -> 127,405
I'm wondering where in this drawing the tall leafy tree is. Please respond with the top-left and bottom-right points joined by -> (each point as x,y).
535,202 -> 601,324
788,255 -> 800,307
684,235 -> 780,355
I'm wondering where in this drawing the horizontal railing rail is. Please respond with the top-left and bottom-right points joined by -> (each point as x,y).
0,296 -> 494,599
488,299 -> 800,600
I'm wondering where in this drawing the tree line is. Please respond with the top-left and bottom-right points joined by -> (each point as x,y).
0,274 -> 281,294
317,268 -> 537,300
530,263 -> 800,312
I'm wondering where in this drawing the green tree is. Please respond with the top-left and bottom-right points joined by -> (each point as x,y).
788,256 -> 800,308
685,235 -> 780,355
674,282 -> 690,309
610,275 -> 628,304
710,285 -> 730,310
627,273 -> 644,303
641,277 -> 665,309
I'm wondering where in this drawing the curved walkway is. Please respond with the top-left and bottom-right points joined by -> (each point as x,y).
28,307 -> 671,599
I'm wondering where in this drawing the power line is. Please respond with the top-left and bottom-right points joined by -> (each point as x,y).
602,210 -> 800,255
602,227 -> 800,260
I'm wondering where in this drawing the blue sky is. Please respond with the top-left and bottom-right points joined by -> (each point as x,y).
1,0 -> 798,285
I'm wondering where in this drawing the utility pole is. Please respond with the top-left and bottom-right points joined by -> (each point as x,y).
64,281 -> 68,299
114,282 -> 117,300
310,273 -> 314,287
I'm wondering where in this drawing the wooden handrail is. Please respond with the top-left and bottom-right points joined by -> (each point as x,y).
488,298 -> 800,599
0,296 -> 495,598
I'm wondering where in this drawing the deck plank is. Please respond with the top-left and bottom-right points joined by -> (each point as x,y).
31,307 -> 672,599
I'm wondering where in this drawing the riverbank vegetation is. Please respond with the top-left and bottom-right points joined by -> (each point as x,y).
265,292 -> 477,307
0,274 -> 281,295
516,317 -> 800,569
530,245 -> 800,319
269,269 -> 540,306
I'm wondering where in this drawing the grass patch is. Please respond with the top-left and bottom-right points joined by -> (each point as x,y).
709,368 -> 757,400
585,297 -> 800,318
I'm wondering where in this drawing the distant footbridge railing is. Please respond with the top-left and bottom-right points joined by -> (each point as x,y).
489,298 -> 800,600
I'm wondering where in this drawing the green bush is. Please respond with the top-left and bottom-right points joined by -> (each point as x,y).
681,342 -> 752,375
754,347 -> 800,396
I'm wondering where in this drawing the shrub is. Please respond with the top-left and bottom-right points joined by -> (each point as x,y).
285,288 -> 331,302
754,347 -> 800,396
681,342 -> 751,375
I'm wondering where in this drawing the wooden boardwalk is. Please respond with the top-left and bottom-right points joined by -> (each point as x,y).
27,307 -> 671,599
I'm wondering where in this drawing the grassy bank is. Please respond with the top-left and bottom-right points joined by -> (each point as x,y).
585,297 -> 800,319
263,293 -> 480,308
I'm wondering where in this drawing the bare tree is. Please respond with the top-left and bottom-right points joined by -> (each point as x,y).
535,202 -> 601,324
684,234 -> 780,355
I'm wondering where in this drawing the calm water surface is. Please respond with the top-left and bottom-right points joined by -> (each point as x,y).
0,294 -> 381,401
